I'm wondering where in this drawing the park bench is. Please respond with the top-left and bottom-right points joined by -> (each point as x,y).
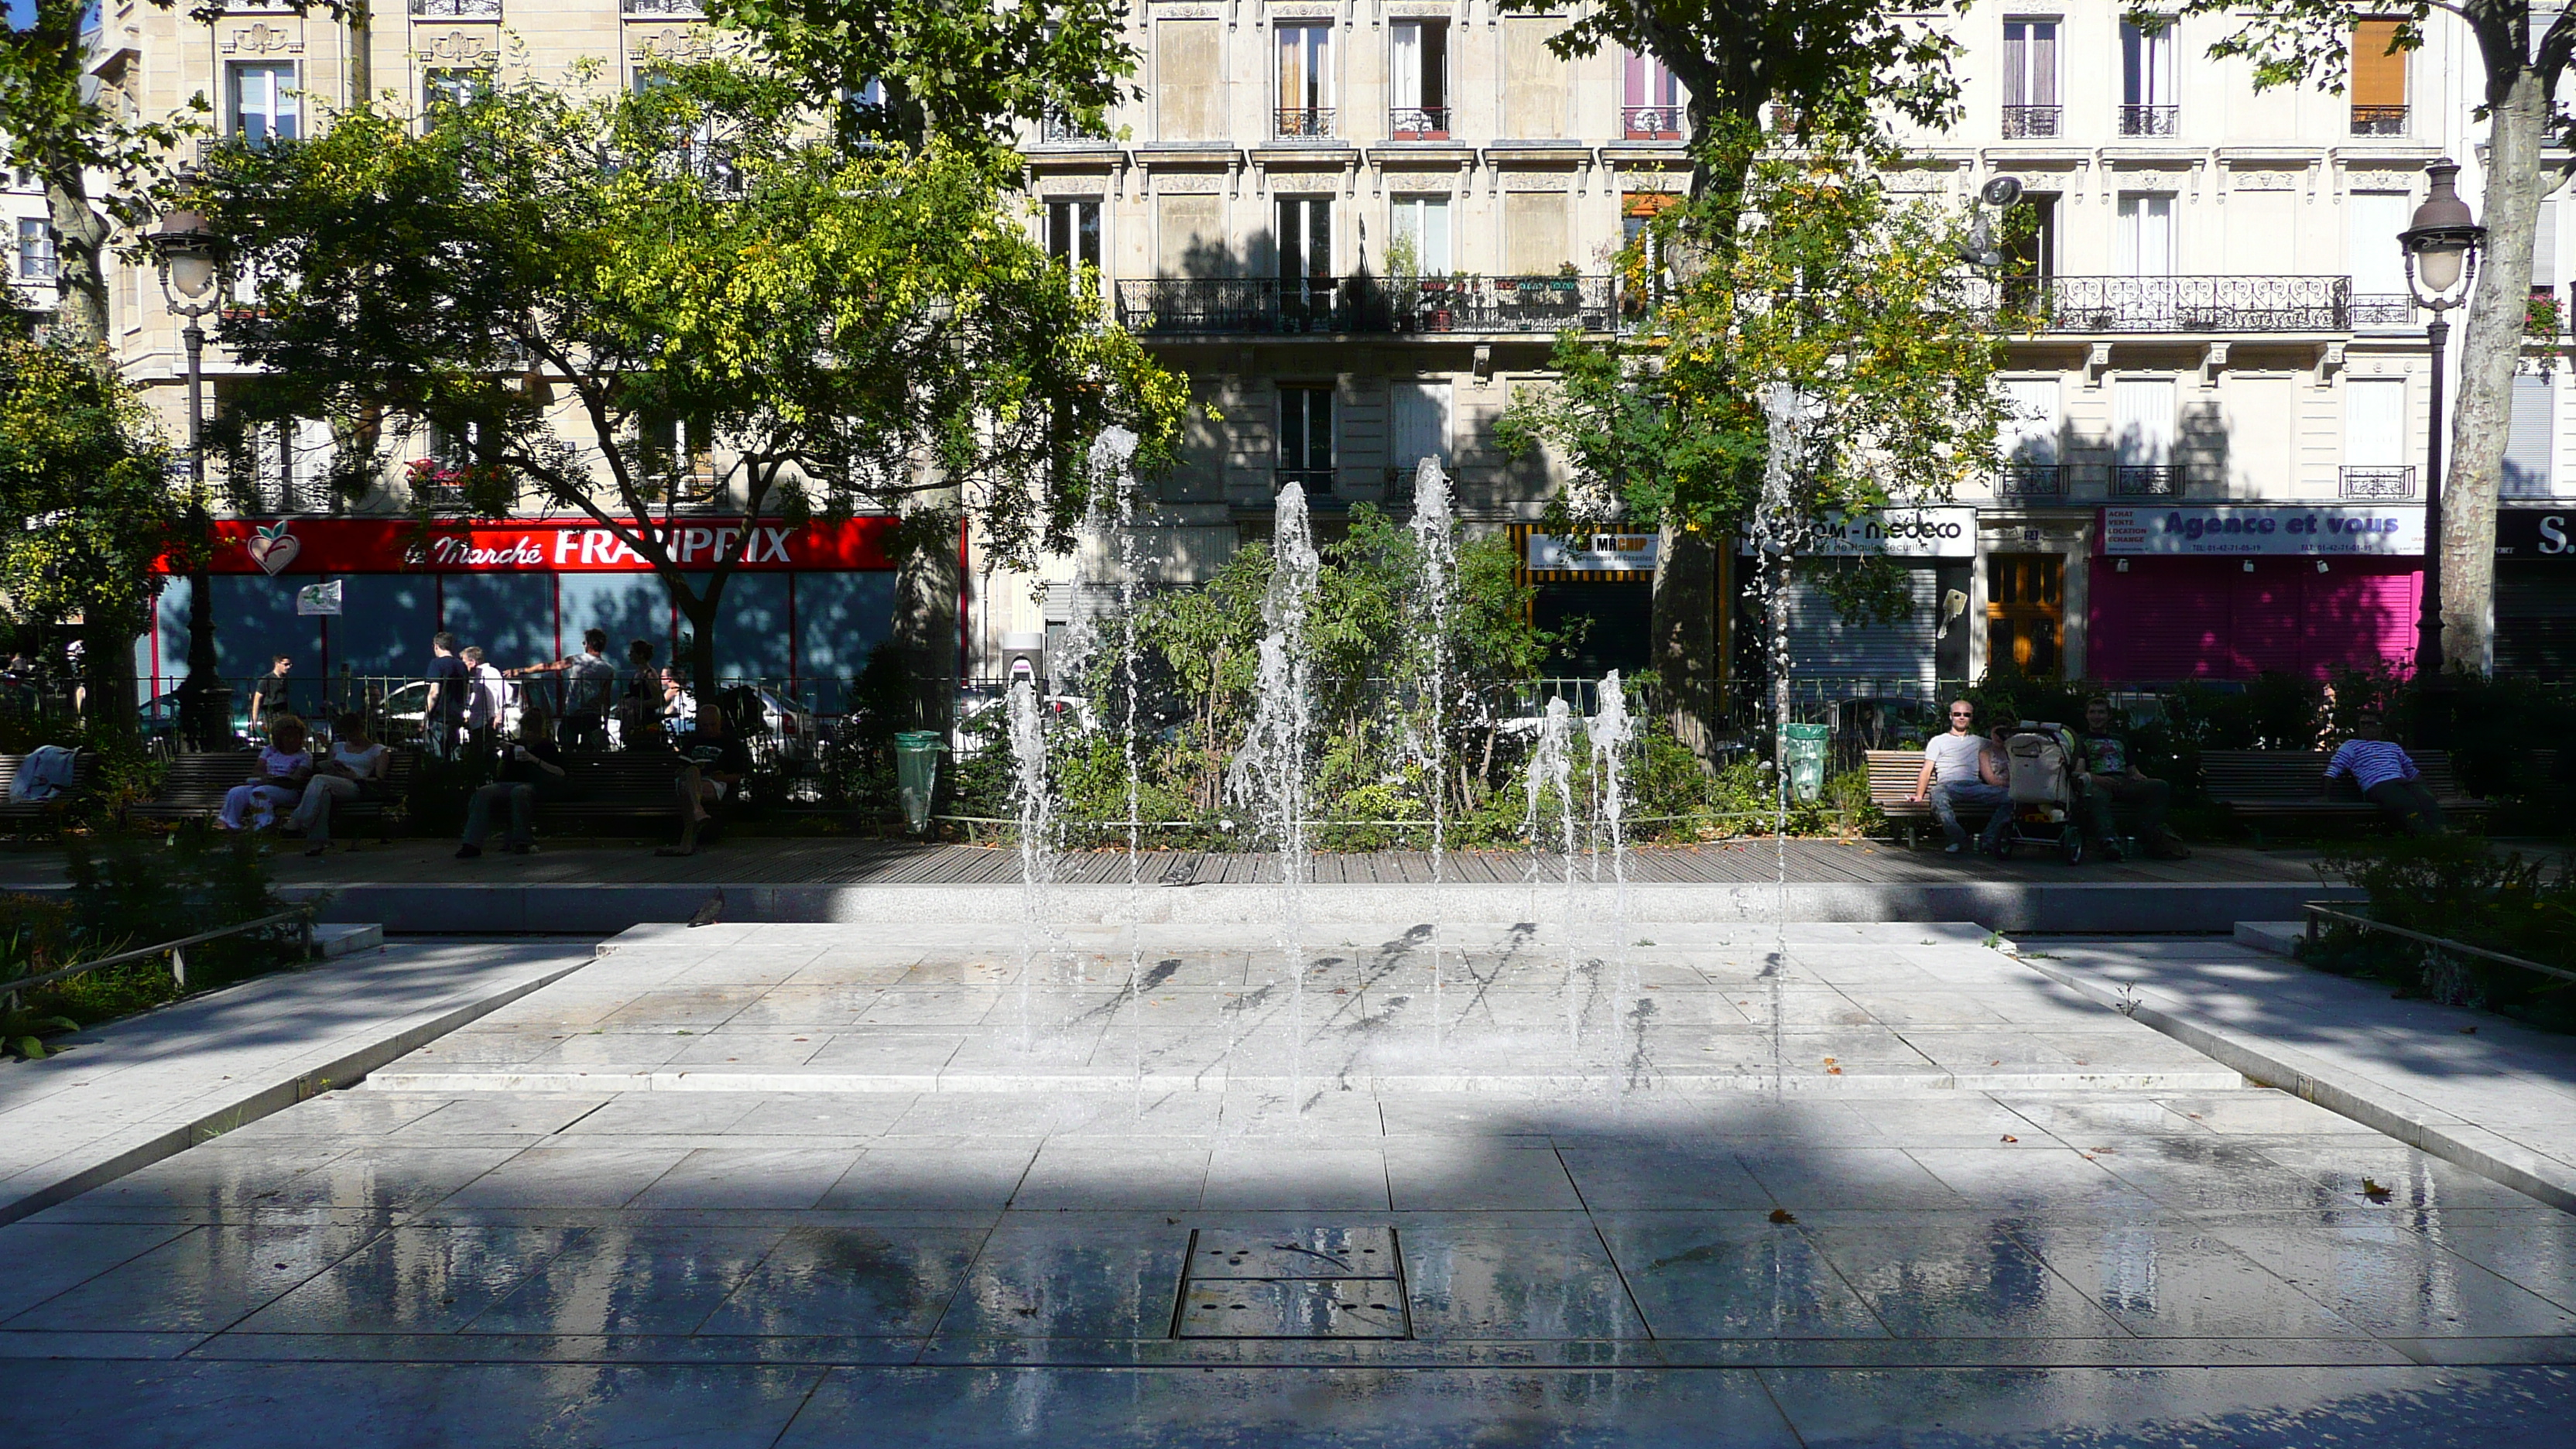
1865,748 -> 2002,848
536,748 -> 714,841
2202,748 -> 2490,834
127,749 -> 420,841
0,751 -> 96,834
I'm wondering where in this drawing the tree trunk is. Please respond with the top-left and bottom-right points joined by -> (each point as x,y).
348,0 -> 372,108
891,497 -> 962,731
1653,522 -> 1720,757
675,577 -> 724,719
2443,64 -> 2552,674
80,605 -> 142,747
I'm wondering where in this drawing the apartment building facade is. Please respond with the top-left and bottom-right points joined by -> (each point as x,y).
76,0 -> 2576,700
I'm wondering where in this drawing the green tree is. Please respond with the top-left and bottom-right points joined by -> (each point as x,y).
1503,135 -> 2023,729
711,0 -> 1137,154
0,336 -> 204,724
195,62 -> 1186,708
2160,2 -> 2568,673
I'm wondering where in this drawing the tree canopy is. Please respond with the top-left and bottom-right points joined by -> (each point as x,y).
195,60 -> 1187,701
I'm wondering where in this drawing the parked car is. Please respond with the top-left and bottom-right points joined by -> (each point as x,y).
374,677 -> 524,745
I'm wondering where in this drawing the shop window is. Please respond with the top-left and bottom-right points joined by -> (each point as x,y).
1986,553 -> 2063,677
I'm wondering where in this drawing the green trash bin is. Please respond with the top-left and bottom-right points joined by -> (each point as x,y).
1780,722 -> 1829,804
892,731 -> 947,835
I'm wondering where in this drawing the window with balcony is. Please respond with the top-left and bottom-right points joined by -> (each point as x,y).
2002,19 -> 2060,139
410,0 -> 501,16
641,412 -> 720,508
2111,376 -> 2180,496
1276,197 -> 1334,331
2117,194 -> 2174,278
1278,385 -> 1334,496
1276,23 -> 1334,139
1623,51 -> 1683,139
2352,19 -> 2407,135
228,61 -> 300,147
1389,195 -> 1450,276
2348,190 -> 2414,327
15,217 -> 56,282
1389,21 -> 1448,139
2342,376 -> 2413,498
1999,378 -> 2064,497
2120,19 -> 2176,135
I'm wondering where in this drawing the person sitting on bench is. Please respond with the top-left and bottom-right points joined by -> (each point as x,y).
218,714 -> 314,831
2074,697 -> 2191,862
1910,699 -> 2010,855
658,707 -> 750,858
2324,710 -> 2445,835
457,708 -> 569,858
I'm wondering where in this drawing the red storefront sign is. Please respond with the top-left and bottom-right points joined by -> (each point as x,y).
196,516 -> 899,575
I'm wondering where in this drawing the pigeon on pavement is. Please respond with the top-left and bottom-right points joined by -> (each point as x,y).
689,888 -> 724,928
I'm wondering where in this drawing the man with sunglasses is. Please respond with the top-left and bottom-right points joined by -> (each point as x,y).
1910,699 -> 2010,854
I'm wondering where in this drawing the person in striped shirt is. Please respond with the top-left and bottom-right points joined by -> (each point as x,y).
2324,711 -> 2445,835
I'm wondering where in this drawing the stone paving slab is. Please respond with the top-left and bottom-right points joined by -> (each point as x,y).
2006,935 -> 2576,1214
355,922 -> 2245,1098
0,938 -> 600,1227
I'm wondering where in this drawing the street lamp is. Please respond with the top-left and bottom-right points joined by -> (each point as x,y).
149,207 -> 231,752
2397,158 -> 2485,709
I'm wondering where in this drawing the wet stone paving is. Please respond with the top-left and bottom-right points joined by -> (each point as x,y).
2,921 -> 2574,1444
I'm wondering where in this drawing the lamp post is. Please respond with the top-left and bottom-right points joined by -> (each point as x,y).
149,208 -> 231,752
2397,159 -> 2485,742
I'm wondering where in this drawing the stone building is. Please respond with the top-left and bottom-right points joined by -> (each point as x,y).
74,1 -> 2576,701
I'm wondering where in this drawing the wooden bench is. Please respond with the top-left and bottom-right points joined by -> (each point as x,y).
0,751 -> 96,833
1865,748 -> 2002,847
127,750 -> 419,841
2203,748 -> 2491,834
532,749 -> 715,841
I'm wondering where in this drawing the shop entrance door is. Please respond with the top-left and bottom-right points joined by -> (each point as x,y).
1986,553 -> 2063,675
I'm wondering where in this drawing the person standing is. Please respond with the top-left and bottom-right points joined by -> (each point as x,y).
218,714 -> 315,831
289,712 -> 389,856
613,639 -> 659,748
515,628 -> 614,751
458,707 -> 570,858
1909,700 -> 2011,855
2324,710 -> 2447,835
2074,697 -> 2191,861
461,646 -> 510,744
423,632 -> 469,759
248,653 -> 293,736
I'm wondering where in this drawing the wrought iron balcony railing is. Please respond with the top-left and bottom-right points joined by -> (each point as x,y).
1388,107 -> 1451,140
2112,464 -> 2184,498
2001,104 -> 2062,139
2352,104 -> 2408,136
1976,275 -> 2355,333
2352,293 -> 2416,328
2339,465 -> 2417,500
1998,464 -> 2067,498
1275,108 -> 1334,139
1117,277 -> 1358,335
1622,105 -> 1684,139
2119,104 -> 2178,136
1040,110 -> 1107,144
411,0 -> 500,15
1399,274 -> 1616,334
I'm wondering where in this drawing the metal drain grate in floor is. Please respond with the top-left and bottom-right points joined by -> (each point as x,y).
1170,1227 -> 1411,1339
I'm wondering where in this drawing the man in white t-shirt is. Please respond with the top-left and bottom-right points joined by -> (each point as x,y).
1910,699 -> 2011,854
461,646 -> 511,740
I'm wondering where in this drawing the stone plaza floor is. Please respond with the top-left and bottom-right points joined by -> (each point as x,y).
3,921 -> 2574,1444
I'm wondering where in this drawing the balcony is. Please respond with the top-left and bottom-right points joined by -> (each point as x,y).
2352,293 -> 2416,328
1622,105 -> 1684,140
1982,276 -> 2355,333
410,0 -> 500,15
2118,104 -> 2178,136
1997,464 -> 2067,499
2352,104 -> 2408,136
1274,108 -> 1334,140
619,0 -> 704,15
1117,275 -> 1620,337
2340,465 -> 2417,500
1040,111 -> 1107,145
2001,105 -> 2062,139
1388,107 -> 1451,141
2112,464 -> 2184,498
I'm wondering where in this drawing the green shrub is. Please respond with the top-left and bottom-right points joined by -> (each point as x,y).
2311,834 -> 2576,1030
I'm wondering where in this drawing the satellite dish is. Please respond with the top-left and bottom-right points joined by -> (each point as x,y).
1981,176 -> 2025,209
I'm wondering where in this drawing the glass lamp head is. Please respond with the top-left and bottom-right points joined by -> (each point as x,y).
150,208 -> 221,303
2400,158 -> 2484,301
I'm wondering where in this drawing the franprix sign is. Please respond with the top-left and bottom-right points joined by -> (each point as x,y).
2100,505 -> 2426,557
197,517 -> 900,575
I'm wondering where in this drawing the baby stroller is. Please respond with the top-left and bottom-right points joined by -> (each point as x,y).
1989,721 -> 2088,865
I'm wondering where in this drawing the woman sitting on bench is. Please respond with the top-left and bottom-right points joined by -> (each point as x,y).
218,714 -> 314,832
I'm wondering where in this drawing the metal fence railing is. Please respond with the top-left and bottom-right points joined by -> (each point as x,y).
2,906 -> 315,1006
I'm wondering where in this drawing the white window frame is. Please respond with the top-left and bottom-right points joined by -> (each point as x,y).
1275,22 -> 1335,136
228,61 -> 300,146
1389,194 -> 1451,275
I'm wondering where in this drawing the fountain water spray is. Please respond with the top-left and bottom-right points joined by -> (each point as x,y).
1409,457 -> 1456,1045
1749,382 -> 1815,1093
1005,678 -> 1057,1049
1227,481 -> 1321,1087
1084,425 -> 1149,1096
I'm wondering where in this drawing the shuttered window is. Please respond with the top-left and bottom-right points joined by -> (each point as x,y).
2504,373 -> 2555,497
2352,21 -> 2406,107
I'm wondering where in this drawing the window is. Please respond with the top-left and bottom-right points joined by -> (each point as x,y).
409,0 -> 501,15
2002,19 -> 2060,138
1156,20 -> 1221,141
1046,198 -> 1102,296
228,62 -> 300,146
1276,197 -> 1333,330
2352,19 -> 2407,135
1389,382 -> 1451,477
1389,21 -> 1448,139
2505,374 -> 2555,497
2342,376 -> 2413,498
1278,385 -> 1334,494
424,67 -> 491,111
1623,52 -> 1683,139
1389,195 -> 1450,275
2117,194 -> 2174,277
2112,376 -> 2180,496
2120,19 -> 2176,135
236,418 -> 334,512
1999,378 -> 2064,496
2348,190 -> 2413,325
642,413 -> 718,505
15,218 -> 57,281
1276,23 -> 1334,138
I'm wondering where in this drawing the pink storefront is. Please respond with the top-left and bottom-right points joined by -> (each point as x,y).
2087,505 -> 2424,682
